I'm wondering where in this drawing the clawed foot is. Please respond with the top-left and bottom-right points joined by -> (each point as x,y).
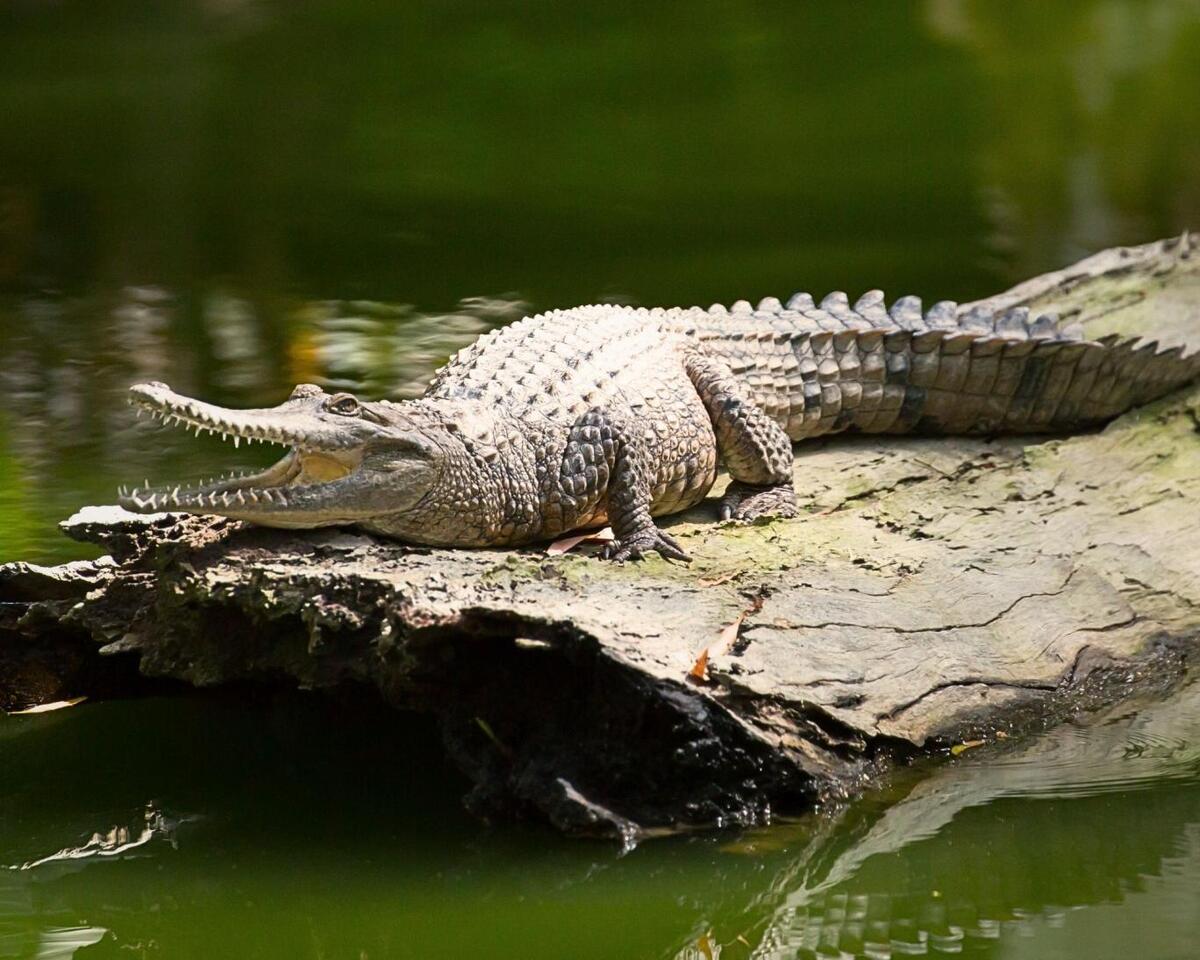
719,481 -> 799,522
601,527 -> 691,563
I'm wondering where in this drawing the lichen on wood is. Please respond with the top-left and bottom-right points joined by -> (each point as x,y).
2,236 -> 1199,838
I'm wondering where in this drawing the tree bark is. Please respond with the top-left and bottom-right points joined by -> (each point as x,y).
3,236 -> 1199,839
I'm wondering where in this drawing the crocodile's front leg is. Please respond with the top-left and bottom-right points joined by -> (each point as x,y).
553,408 -> 690,562
683,351 -> 799,521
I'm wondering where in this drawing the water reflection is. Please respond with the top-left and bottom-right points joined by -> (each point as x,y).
306,294 -> 527,398
677,675 -> 1200,959
10,803 -> 183,873
927,0 -> 1200,274
0,678 -> 1196,958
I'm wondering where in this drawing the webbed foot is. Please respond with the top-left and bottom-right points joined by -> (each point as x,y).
601,527 -> 691,563
719,481 -> 799,522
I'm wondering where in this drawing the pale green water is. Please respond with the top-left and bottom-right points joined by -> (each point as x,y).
2,1 -> 1200,957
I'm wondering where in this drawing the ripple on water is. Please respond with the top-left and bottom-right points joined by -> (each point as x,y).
978,678 -> 1200,801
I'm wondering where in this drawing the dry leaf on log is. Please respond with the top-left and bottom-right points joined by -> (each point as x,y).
546,527 -> 615,555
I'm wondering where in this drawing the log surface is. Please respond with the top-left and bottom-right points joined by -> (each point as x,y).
3,236 -> 1199,838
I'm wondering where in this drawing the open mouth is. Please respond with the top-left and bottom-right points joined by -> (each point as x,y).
118,383 -> 362,513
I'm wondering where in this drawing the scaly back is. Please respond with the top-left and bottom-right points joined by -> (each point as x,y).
425,290 -> 1200,441
425,305 -> 683,420
679,292 -> 1200,439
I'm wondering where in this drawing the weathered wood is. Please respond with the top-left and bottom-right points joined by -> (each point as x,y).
2,236 -> 1198,839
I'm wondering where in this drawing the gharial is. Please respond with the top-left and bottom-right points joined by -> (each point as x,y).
118,252 -> 1200,561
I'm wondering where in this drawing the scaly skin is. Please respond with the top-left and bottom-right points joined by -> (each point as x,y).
119,253 -> 1200,560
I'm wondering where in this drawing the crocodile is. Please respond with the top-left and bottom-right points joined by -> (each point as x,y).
118,250 -> 1200,560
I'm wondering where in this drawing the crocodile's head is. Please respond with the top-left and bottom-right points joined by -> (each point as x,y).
118,382 -> 447,528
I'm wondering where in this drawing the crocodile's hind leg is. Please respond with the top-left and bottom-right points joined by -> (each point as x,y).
557,408 -> 691,562
683,351 -> 799,521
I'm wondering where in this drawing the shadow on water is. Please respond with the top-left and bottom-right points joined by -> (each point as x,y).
0,675 -> 1198,958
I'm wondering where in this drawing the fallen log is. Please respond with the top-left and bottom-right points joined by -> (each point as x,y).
2,236 -> 1199,839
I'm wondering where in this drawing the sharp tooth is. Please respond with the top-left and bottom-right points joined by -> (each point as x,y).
147,494 -> 158,509
233,436 -> 240,448
235,490 -> 246,504
171,486 -> 180,500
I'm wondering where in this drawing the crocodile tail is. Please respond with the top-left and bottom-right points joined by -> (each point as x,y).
690,295 -> 1200,440
838,321 -> 1200,438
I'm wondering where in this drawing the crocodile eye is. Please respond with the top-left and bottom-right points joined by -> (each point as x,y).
328,394 -> 360,416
